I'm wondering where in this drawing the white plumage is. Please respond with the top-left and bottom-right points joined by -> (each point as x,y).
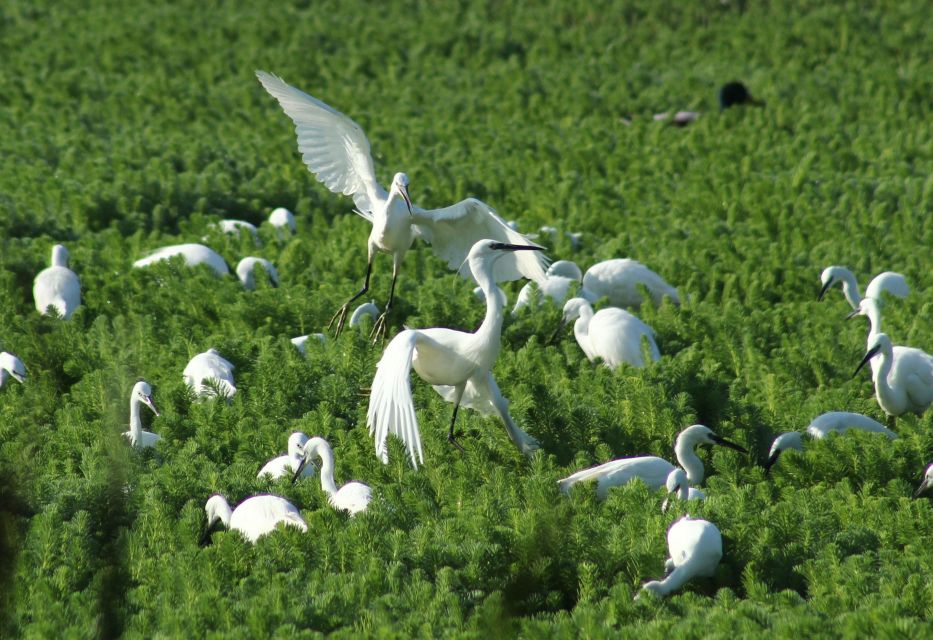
123,380 -> 161,448
855,333 -> 933,417
915,463 -> 933,498
0,352 -> 27,388
33,244 -> 81,319
258,432 -> 315,480
640,516 -> 722,597
350,302 -> 380,327
291,334 -> 326,354
235,257 -> 279,289
292,437 -> 372,515
765,411 -> 897,471
133,243 -> 229,276
217,219 -> 260,240
203,494 -> 307,544
512,260 -> 583,315
661,468 -> 706,512
581,259 -> 680,309
268,207 -> 297,233
183,348 -> 237,399
558,297 -> 660,369
818,266 -> 909,309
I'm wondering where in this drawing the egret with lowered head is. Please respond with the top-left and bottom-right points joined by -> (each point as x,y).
639,516 -> 723,598
553,297 -> 660,369
0,352 -> 27,388
291,437 -> 372,515
818,266 -> 908,309
258,432 -> 315,480
202,494 -> 307,544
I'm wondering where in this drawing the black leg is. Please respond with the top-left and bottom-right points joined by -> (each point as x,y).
328,259 -> 372,338
447,402 -> 465,452
370,270 -> 399,344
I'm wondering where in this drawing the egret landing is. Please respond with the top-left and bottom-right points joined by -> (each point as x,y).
257,71 -> 548,341
367,240 -> 543,468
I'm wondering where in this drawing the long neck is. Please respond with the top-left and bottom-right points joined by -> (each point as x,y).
473,261 -> 504,347
863,303 -> 882,338
215,500 -> 233,527
674,438 -> 705,485
129,396 -> 143,439
315,444 -> 338,496
677,481 -> 689,502
838,271 -> 861,307
873,344 -> 900,408
0,369 -> 8,386
652,560 -> 700,596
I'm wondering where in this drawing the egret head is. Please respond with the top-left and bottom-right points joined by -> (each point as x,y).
132,380 -> 159,416
287,431 -> 310,459
0,352 -> 27,384
764,431 -> 804,474
291,436 -> 329,484
845,297 -> 880,323
51,244 -> 70,268
548,297 -> 591,344
854,333 -> 891,378
661,468 -> 688,512
718,81 -> 764,110
678,424 -> 748,454
914,463 -> 933,498
392,172 -> 412,214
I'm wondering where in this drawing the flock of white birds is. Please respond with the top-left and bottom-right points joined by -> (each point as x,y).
2,71 -> 931,599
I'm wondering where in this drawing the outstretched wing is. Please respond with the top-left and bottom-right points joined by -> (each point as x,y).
411,198 -> 549,284
367,330 -> 424,468
256,71 -> 387,216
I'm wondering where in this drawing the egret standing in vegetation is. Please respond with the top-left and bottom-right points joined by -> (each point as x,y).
183,348 -> 236,399
511,260 -> 583,315
367,239 -> 544,468
580,259 -> 680,309
256,72 -> 548,340
33,244 -> 81,319
764,411 -> 897,472
133,244 -> 229,276
552,297 -> 660,369
202,494 -> 307,544
0,352 -> 26,388
291,437 -> 372,515
855,333 -> 933,419
914,464 -> 933,498
639,516 -> 723,598
123,380 -> 161,449
235,257 -> 279,289
661,468 -> 706,512
818,266 -> 908,309
258,432 -> 314,480
558,425 -> 746,499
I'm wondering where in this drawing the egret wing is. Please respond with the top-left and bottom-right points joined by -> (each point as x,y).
256,71 -> 386,217
411,198 -> 549,284
367,330 -> 424,468
558,457 -> 649,494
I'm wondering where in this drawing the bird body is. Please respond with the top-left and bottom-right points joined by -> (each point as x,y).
236,257 -> 279,289
203,494 -> 307,543
765,411 -> 897,471
559,298 -> 660,368
0,352 -> 27,387
258,432 -> 314,480
581,259 -> 679,309
293,437 -> 371,515
856,333 -> 933,417
512,261 -> 583,315
33,244 -> 81,319
133,243 -> 229,276
123,381 -> 161,448
819,266 -> 909,309
367,240 -> 543,468
559,425 -> 746,499
640,516 -> 722,597
217,219 -> 259,239
268,207 -> 296,233
183,348 -> 236,399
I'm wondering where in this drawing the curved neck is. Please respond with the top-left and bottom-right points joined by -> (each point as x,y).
312,442 -> 338,496
838,271 -> 861,308
674,439 -> 705,485
873,344 -> 900,406
652,560 -> 699,595
472,259 -> 505,346
212,499 -> 232,528
129,396 -> 143,439
677,482 -> 689,502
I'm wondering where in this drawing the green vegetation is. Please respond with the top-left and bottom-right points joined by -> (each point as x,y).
1,0 -> 931,637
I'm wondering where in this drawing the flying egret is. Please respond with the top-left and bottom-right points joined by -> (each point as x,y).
291,334 -> 326,354
350,302 -> 380,327
553,298 -> 660,369
33,244 -> 81,319
764,411 -> 897,472
0,352 -> 27,388
854,333 -> 933,418
818,266 -> 909,309
558,425 -> 746,499
291,437 -> 372,515
123,380 -> 161,448
256,71 -> 548,340
235,257 -> 279,290
183,348 -> 236,400
133,243 -> 229,276
202,494 -> 307,544
268,207 -> 296,233
580,259 -> 680,309
914,463 -> 933,498
661,468 -> 706,512
639,516 -> 722,598
367,239 -> 544,468
512,261 -> 583,315
258,432 -> 315,480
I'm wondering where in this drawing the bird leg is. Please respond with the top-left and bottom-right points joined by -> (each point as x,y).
328,259 -> 372,338
447,402 -> 466,452
370,265 -> 399,345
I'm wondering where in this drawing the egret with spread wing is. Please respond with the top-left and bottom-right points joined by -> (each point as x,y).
256,71 -> 548,340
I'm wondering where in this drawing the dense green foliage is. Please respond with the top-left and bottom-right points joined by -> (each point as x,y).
1,0 -> 931,637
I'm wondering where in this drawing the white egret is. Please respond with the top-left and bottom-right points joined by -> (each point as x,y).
33,244 -> 81,319
818,266 -> 908,309
123,380 -> 161,448
291,437 -> 372,515
291,334 -> 326,354
553,297 -> 660,369
235,257 -> 279,290
581,259 -> 680,309
183,348 -> 236,399
0,352 -> 27,387
854,333 -> 933,418
133,243 -> 229,276
639,516 -> 722,598
256,71 -> 548,339
764,411 -> 897,472
350,302 -> 380,327
258,432 -> 315,480
846,297 -> 914,382
565,232 -> 583,250
661,468 -> 706,512
512,261 -> 583,315
914,463 -> 933,498
202,494 -> 307,544
216,219 -> 260,241
268,207 -> 296,233
367,240 -> 543,468
558,424 -> 746,499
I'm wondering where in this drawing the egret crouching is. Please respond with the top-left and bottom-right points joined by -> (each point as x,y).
256,72 -> 548,340
123,381 -> 161,449
34,244 -> 81,319
367,239 -> 544,468
291,437 -> 372,515
581,259 -> 679,309
236,257 -> 279,289
202,494 -> 307,544
640,516 -> 722,598
183,348 -> 237,400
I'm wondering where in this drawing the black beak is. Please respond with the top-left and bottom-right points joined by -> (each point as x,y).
818,279 -> 834,301
763,451 -> 781,475
914,478 -> 931,498
291,458 -> 309,484
853,345 -> 882,378
145,395 -> 160,417
400,185 -> 413,215
709,433 -> 748,454
845,308 -> 860,320
489,243 -> 546,252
